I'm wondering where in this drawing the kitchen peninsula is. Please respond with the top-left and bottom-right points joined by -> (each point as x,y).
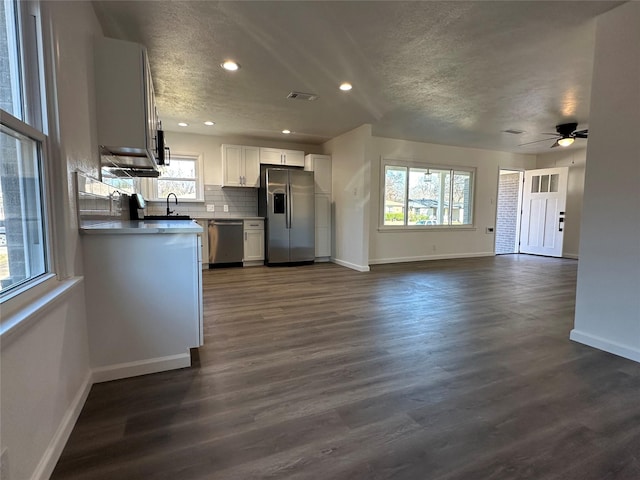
81,218 -> 203,382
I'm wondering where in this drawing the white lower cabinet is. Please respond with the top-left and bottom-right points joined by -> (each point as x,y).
304,154 -> 332,260
315,194 -> 331,257
243,219 -> 264,265
83,232 -> 202,382
196,219 -> 209,268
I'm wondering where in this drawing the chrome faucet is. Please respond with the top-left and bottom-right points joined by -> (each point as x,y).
166,192 -> 178,216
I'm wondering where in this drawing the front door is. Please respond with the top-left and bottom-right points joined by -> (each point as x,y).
520,167 -> 568,257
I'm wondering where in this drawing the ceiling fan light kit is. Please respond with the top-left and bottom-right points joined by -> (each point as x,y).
518,122 -> 589,148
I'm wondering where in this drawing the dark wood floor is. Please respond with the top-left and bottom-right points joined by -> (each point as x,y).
52,255 -> 640,480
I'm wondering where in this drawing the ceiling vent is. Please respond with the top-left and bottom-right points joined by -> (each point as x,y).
502,129 -> 525,135
287,91 -> 319,101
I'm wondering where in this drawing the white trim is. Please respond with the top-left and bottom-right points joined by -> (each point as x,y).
92,353 -> 192,383
146,151 -> 205,202
563,253 -> 579,259
31,372 -> 92,480
0,277 -> 83,345
379,156 -> 476,230
494,168 -> 525,254
331,258 -> 370,272
369,251 -> 494,265
570,330 -> 640,363
314,257 -> 331,263
377,226 -> 477,233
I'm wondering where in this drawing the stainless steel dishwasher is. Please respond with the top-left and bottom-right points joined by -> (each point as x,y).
208,220 -> 244,267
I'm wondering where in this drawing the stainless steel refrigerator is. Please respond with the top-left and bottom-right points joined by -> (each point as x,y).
259,167 -> 315,265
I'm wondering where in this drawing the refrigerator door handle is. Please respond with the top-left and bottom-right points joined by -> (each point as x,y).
287,181 -> 292,229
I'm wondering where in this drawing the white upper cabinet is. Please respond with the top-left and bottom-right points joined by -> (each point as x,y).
94,37 -> 159,162
221,145 -> 260,187
260,148 -> 305,167
305,154 -> 332,194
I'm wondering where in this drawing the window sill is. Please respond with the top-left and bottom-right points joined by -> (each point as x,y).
0,276 -> 83,346
377,226 -> 477,233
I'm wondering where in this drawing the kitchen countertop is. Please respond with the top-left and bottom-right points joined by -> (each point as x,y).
193,216 -> 264,221
80,219 -> 203,235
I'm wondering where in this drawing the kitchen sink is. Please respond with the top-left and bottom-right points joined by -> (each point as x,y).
144,215 -> 192,221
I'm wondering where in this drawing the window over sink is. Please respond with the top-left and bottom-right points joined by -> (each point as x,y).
151,153 -> 203,201
102,152 -> 204,202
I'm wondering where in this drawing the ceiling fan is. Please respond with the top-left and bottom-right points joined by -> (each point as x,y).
519,123 -> 589,148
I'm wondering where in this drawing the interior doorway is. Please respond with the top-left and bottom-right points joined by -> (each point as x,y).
495,170 -> 524,254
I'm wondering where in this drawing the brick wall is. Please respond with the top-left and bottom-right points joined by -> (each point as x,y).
496,173 -> 521,254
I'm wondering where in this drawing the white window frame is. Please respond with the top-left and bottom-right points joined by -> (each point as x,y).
379,158 -> 476,230
143,152 -> 204,202
0,0 -> 56,306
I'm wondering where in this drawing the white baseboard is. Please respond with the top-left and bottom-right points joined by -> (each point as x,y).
570,329 -> 640,363
32,371 -> 92,480
563,253 -> 579,259
369,251 -> 494,265
331,258 -> 370,272
92,353 -> 192,383
314,257 -> 331,263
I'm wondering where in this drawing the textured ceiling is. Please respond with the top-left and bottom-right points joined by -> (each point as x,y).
92,1 -> 623,153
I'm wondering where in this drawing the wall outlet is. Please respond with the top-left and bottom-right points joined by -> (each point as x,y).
223,205 -> 229,212
206,204 -> 215,212
486,227 -> 495,234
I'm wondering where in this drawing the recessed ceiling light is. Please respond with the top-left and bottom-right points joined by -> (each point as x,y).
282,129 -> 291,134
178,122 -> 189,127
204,121 -> 215,126
339,82 -> 353,91
221,60 -> 240,71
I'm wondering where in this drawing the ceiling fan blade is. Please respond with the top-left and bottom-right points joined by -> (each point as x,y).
573,129 -> 588,138
518,138 -> 556,147
540,133 -> 561,136
550,140 -> 560,148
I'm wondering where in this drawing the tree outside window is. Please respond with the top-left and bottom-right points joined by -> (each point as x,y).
382,162 -> 474,227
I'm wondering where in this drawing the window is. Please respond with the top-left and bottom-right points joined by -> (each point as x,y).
100,170 -> 135,194
100,153 -> 204,203
1,0 -> 51,298
382,160 -> 474,227
154,154 -> 201,200
147,153 -> 204,201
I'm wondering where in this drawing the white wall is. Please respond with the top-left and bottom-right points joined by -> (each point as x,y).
1,284 -> 90,480
369,136 -> 536,264
571,1 -> 640,363
0,2 -> 101,479
322,125 -> 372,271
165,131 -> 323,185
536,148 -> 586,258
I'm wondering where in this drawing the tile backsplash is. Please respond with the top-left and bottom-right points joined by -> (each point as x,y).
76,172 -> 127,222
145,185 -> 258,219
